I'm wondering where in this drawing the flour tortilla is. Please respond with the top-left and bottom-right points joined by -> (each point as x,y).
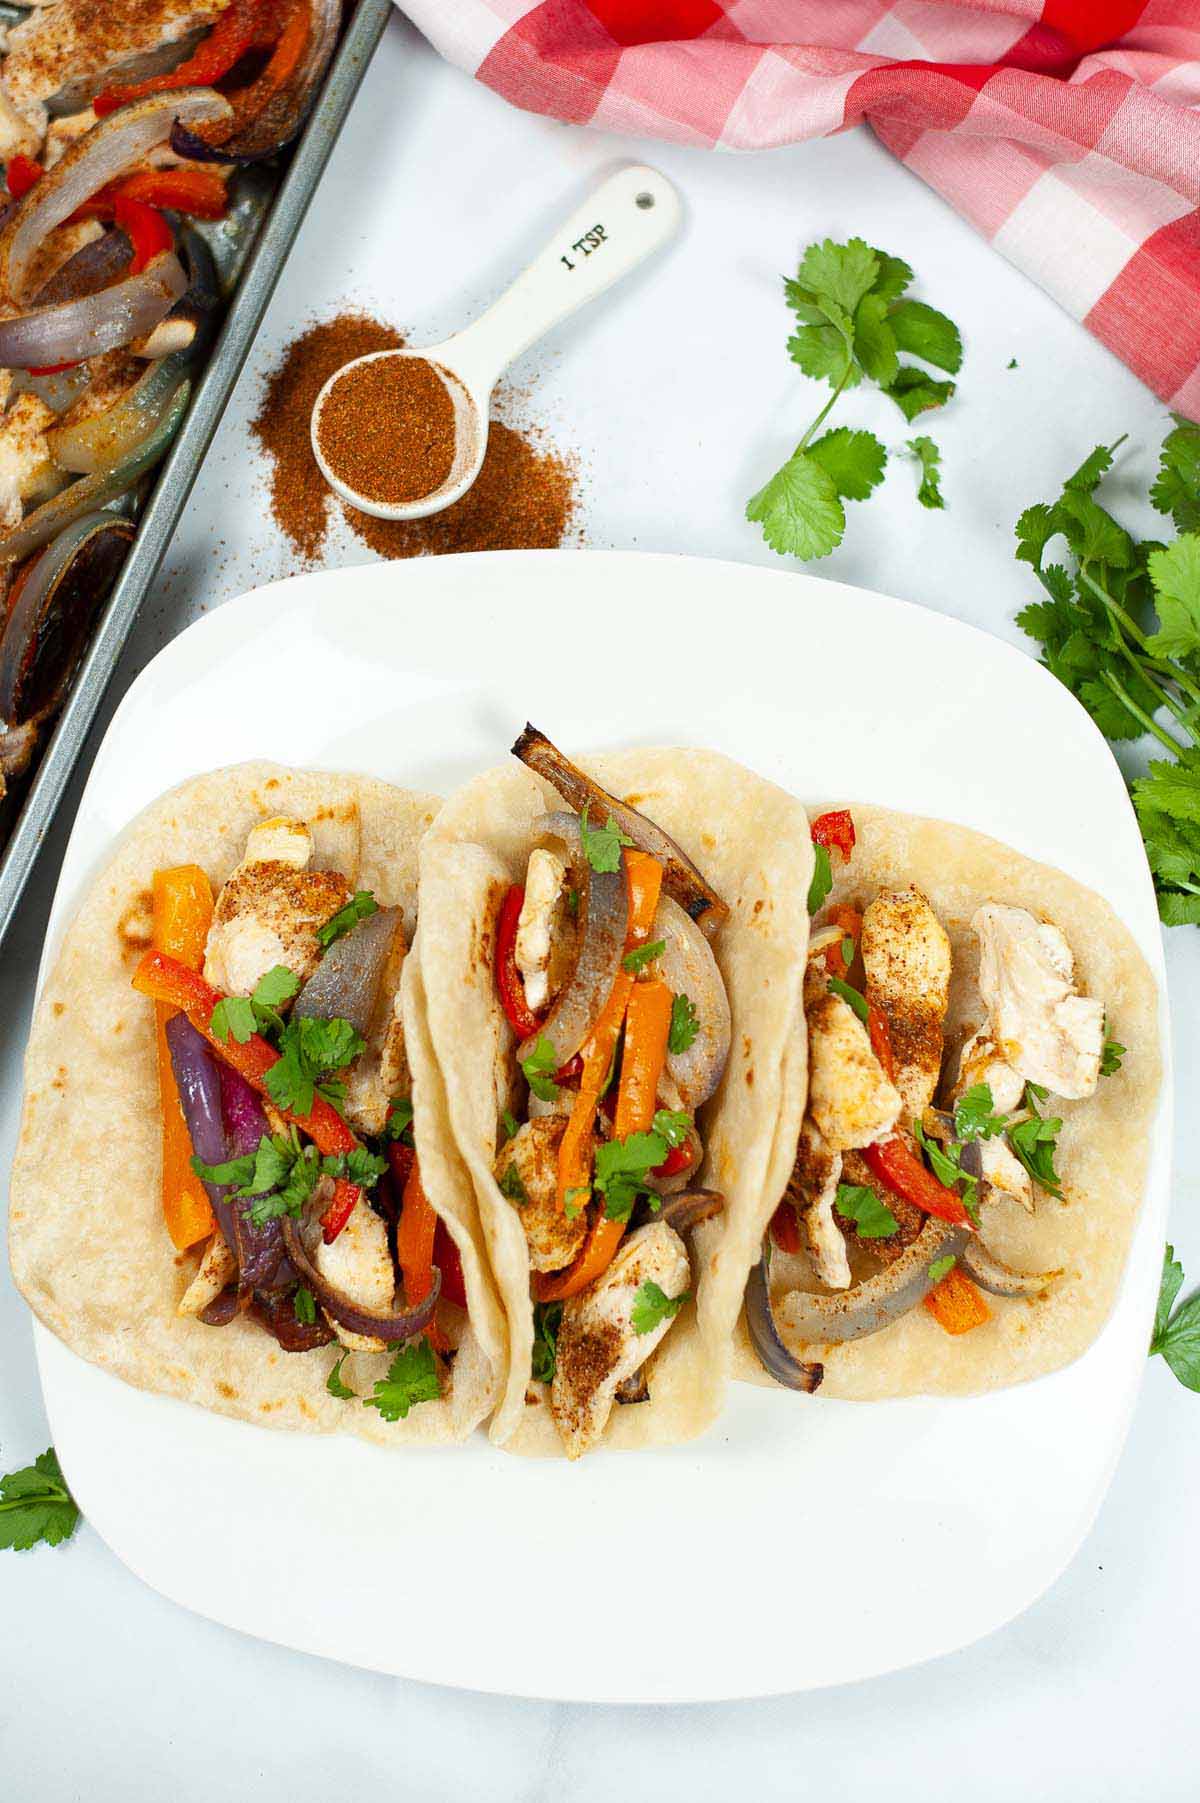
9,762 -> 507,1445
417,749 -> 814,1454
733,804 -> 1162,1399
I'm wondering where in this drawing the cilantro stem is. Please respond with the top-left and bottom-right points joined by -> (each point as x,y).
1100,669 -> 1188,756
0,1488 -> 68,1513
796,354 -> 854,454
1076,566 -> 1200,716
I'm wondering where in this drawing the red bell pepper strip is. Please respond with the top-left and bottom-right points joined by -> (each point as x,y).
770,1199 -> 802,1255
92,0 -> 281,115
112,195 -> 173,274
653,1140 -> 692,1181
433,1221 -> 467,1310
811,808 -> 856,863
102,168 -> 229,220
386,1139 -> 415,1196
862,1136 -> 972,1228
495,883 -> 544,1039
6,153 -> 43,199
131,949 -> 365,1242
396,1158 -> 450,1353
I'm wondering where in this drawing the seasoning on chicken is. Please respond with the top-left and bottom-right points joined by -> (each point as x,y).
494,1116 -> 588,1273
315,1193 -> 394,1353
550,1220 -> 690,1460
0,385 -> 60,531
972,902 -> 1103,1099
177,1225 -> 234,1316
804,981 -> 902,1152
514,845 -> 568,1014
202,816 -> 353,998
789,1118 -> 850,1290
861,885 -> 951,1118
951,1030 -> 1034,1210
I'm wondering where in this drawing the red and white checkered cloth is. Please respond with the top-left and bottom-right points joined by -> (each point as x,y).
398,1 -> 1200,416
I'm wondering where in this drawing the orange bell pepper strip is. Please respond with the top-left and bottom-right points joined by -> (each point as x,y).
614,978 -> 672,1137
533,851 -> 664,1303
151,866 -> 215,1250
131,949 -> 364,1242
923,1264 -> 990,1335
397,1159 -> 451,1354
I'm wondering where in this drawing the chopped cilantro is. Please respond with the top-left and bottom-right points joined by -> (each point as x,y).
954,1082 -> 1007,1141
652,1108 -> 691,1149
807,842 -> 832,914
907,435 -> 944,510
563,1185 -> 590,1219
317,890 -> 378,951
913,1118 -> 979,1218
501,1109 -> 520,1141
668,992 -> 699,1055
520,1034 -> 560,1102
193,1128 -> 385,1228
210,965 -> 301,1045
363,1338 -> 440,1421
1007,1086 -> 1064,1198
594,1129 -> 669,1222
827,974 -> 869,1024
1150,1243 -> 1200,1391
928,1254 -> 957,1285
326,1352 -> 357,1400
264,1014 -> 366,1118
531,1302 -> 563,1384
623,938 -> 665,975
384,1095 -> 414,1144
0,1447 -> 80,1552
293,1286 -> 316,1325
631,1280 -> 688,1336
209,993 -> 256,1045
1101,1037 -> 1126,1077
498,1162 -> 529,1205
579,802 -> 633,874
834,1182 -> 897,1238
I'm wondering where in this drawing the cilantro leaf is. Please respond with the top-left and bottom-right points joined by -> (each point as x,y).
363,1338 -> 440,1421
499,1161 -> 529,1205
631,1279 -> 688,1336
868,248 -> 913,303
252,964 -> 300,1012
1065,442 -> 1118,494
883,367 -> 955,421
907,435 -> 945,510
1150,1246 -> 1200,1392
788,321 -> 859,385
1151,419 -> 1200,533
913,1120 -> 979,1218
668,993 -> 699,1055
579,802 -> 633,874
623,938 -> 665,975
1145,536 -> 1200,660
827,974 -> 869,1024
954,1082 -> 1007,1141
264,1015 -> 366,1117
191,1149 -> 257,1191
563,1185 -> 590,1219
889,299 -> 963,374
385,1095 -> 414,1144
0,1448 -> 80,1552
1101,1037 -> 1125,1077
928,1254 -> 957,1285
796,236 -> 880,317
834,1182 -> 897,1238
652,1108 -> 691,1149
851,294 -> 899,387
1007,1086 -> 1064,1197
807,427 -> 888,502
520,1034 -> 560,1102
317,890 -> 378,951
594,1130 -> 669,1222
531,1302 -> 562,1383
293,1286 -> 316,1325
746,451 -> 845,561
326,1352 -> 357,1400
807,841 -> 833,914
209,994 -> 256,1045
501,1108 -> 520,1140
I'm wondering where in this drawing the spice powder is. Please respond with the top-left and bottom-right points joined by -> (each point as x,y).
316,354 -> 460,506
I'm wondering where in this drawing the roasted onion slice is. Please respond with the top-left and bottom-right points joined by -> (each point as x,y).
960,1235 -> 1059,1298
281,1206 -> 441,1346
293,906 -> 402,1038
519,847 -> 628,1071
171,0 -> 340,164
513,724 -> 729,935
774,1216 -> 971,1347
745,1254 -> 825,1391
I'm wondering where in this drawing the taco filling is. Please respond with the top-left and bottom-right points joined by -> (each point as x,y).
491,728 -> 731,1457
748,807 -> 1123,1381
129,813 -> 467,1417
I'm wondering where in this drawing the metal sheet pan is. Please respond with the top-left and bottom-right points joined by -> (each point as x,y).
0,0 -> 393,948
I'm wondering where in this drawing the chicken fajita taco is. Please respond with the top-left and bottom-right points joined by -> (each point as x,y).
738,804 -> 1162,1399
10,762 -> 506,1443
417,729 -> 813,1457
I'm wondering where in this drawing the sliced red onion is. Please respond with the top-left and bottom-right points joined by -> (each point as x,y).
30,229 -> 132,309
960,1236 -> 1059,1298
293,906 -> 402,1037
0,378 -> 189,565
650,1187 -> 725,1235
658,895 -> 731,1109
281,1208 -> 441,1346
0,248 -> 188,370
199,1288 -> 240,1328
217,1063 -> 290,1298
170,0 -> 339,165
0,513 -> 131,729
615,1371 -> 650,1405
12,364 -> 93,413
775,1216 -> 971,1347
745,1255 -> 825,1391
0,88 -> 230,304
165,1010 -> 229,1230
519,852 -> 628,1071
513,723 -> 729,935
252,1289 -> 336,1352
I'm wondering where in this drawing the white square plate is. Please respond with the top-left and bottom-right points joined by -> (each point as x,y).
30,550 -> 1170,1702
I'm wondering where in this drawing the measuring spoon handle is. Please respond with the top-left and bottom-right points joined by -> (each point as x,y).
445,164 -> 682,397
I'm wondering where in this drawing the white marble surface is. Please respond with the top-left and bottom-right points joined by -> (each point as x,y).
2,13 -> 1198,1796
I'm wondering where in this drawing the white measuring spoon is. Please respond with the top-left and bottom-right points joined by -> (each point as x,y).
310,163 -> 682,521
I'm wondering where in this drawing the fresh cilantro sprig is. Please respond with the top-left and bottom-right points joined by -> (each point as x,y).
266,1015 -> 366,1118
384,1095 -> 414,1144
531,1301 -> 562,1383
1014,420 -> 1200,928
0,1448 -> 80,1552
327,1352 -> 357,1400
1007,1084 -> 1064,1199
668,993 -> 699,1055
954,1082 -> 1008,1141
913,1119 -> 980,1223
192,1129 -> 386,1226
210,964 -> 300,1046
1151,1244 -> 1200,1390
363,1339 -> 440,1421
520,1034 -> 560,1102
594,1129 -> 670,1222
631,1280 -> 688,1336
623,938 -> 665,975
317,890 -> 378,950
579,803 -> 632,874
834,1182 -> 897,1239
747,238 -> 961,561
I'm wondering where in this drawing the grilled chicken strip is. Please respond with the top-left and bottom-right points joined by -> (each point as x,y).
861,885 -> 951,1120
551,1220 -> 689,1460
177,1227 -> 235,1316
494,1116 -> 588,1274
514,845 -> 569,1014
951,1029 -> 1034,1211
972,902 -> 1103,1099
789,1118 -> 850,1291
805,982 -> 902,1153
315,1194 -> 394,1353
203,816 -> 353,998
